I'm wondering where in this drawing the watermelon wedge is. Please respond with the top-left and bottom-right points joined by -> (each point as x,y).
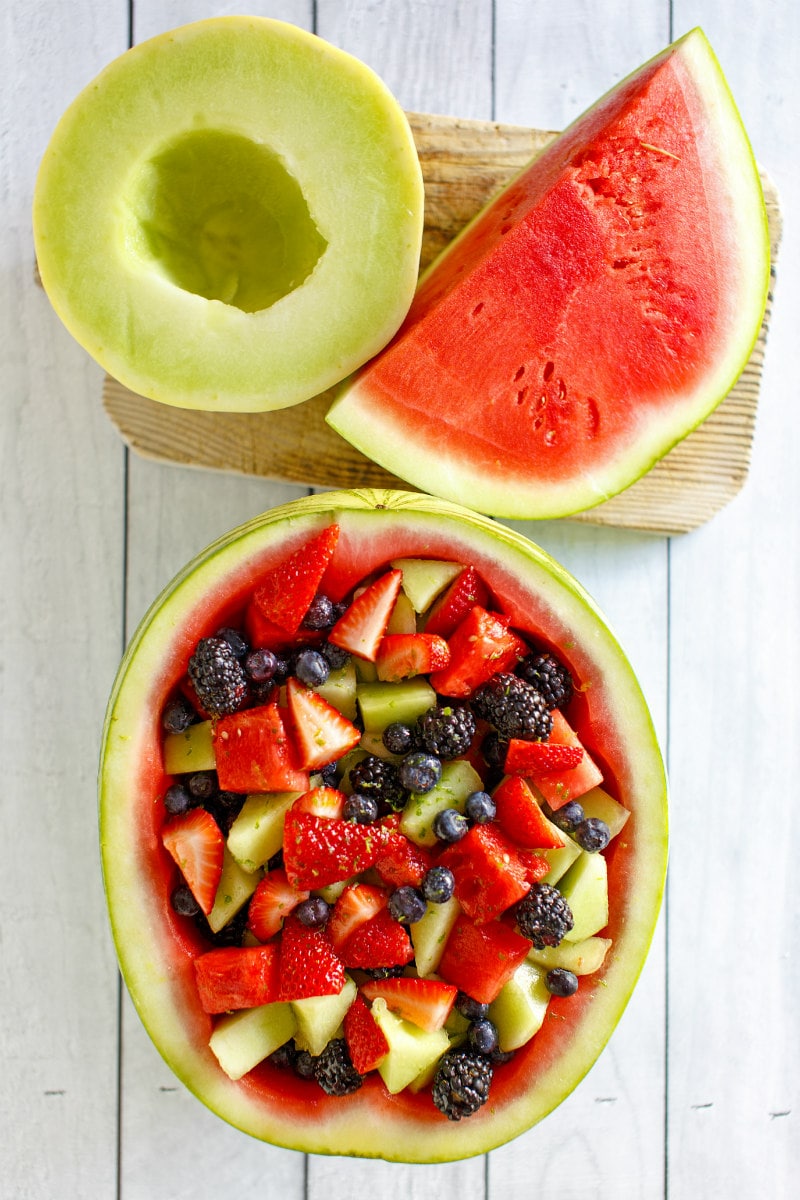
99,489 -> 667,1162
326,30 -> 769,519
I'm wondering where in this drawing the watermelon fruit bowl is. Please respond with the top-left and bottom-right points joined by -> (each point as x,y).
99,488 -> 667,1161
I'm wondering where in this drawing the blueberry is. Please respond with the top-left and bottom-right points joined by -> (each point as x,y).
294,1049 -> 318,1079
421,865 -> 455,905
302,594 -> 335,630
164,783 -> 193,815
187,770 -> 217,800
399,751 -> 442,793
388,886 -> 427,924
545,968 -> 579,997
295,897 -> 331,928
343,792 -> 379,825
162,694 -> 196,734
468,1018 -> 499,1056
465,790 -> 496,824
574,817 -> 611,852
382,722 -> 416,756
244,647 -> 279,684
432,807 -> 469,844
456,992 -> 489,1021
551,801 -> 585,834
170,884 -> 200,916
216,627 -> 248,659
295,649 -> 330,688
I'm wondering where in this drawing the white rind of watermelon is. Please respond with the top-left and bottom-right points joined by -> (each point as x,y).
99,489 -> 667,1161
326,30 -> 770,519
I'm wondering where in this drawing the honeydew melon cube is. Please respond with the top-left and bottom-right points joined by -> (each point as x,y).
207,847 -> 261,933
489,961 -> 551,1052
356,729 -> 401,760
226,791 -> 303,872
291,976 -> 357,1056
354,658 -> 378,683
527,936 -> 612,975
410,896 -> 462,975
387,590 -> 417,634
357,678 -> 436,732
315,660 -> 358,721
163,720 -> 215,773
371,998 -> 450,1094
390,558 -> 463,613
559,851 -> 609,942
580,786 -> 631,838
209,1001 -> 297,1081
540,836 -> 582,884
400,760 -> 483,847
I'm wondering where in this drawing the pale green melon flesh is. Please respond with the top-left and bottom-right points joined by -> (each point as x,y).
33,17 -> 423,412
99,488 -> 667,1161
326,30 -> 770,519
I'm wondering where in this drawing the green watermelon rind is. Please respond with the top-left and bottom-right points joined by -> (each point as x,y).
325,29 -> 770,520
99,488 -> 668,1161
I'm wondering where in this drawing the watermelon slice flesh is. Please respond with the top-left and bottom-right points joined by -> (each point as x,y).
326,30 -> 769,518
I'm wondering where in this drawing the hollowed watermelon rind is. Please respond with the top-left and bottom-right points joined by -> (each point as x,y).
326,30 -> 770,520
99,489 -> 667,1161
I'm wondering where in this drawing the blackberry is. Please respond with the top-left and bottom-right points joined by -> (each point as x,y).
417,705 -> 476,759
294,648 -> 330,688
515,883 -> 574,949
517,651 -> 574,710
162,694 -> 196,734
196,904 -> 249,948
480,730 -> 508,770
321,640 -> 351,670
382,721 -> 417,756
188,636 -> 249,717
399,751 -> 442,794
314,1039 -> 364,1096
472,673 -> 552,742
348,755 -> 405,811
205,790 -> 245,834
575,817 -> 611,853
294,1049 -> 318,1079
268,1041 -> 297,1070
432,1048 -> 493,1120
361,964 -> 406,980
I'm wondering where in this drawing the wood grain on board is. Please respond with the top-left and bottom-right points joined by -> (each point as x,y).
103,111 -> 783,536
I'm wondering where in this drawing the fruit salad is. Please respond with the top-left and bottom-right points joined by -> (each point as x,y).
157,521 -> 629,1120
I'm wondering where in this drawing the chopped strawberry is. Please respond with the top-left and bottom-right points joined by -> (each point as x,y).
282,809 -> 391,890
285,677 -> 361,770
360,976 -> 458,1032
534,710 -> 604,809
505,739 -> 584,775
251,524 -> 340,635
328,569 -> 403,661
328,883 -> 389,953
439,824 -> 531,924
429,605 -> 528,697
492,775 -> 566,849
162,808 -> 224,915
193,945 -> 280,1013
375,633 -> 450,681
292,786 -> 347,820
244,603 -> 323,654
423,566 -> 491,638
213,702 -> 310,794
340,907 -> 414,970
343,994 -> 390,1074
277,912 -> 346,1001
437,913 -> 532,1004
247,868 -> 310,942
373,815 -> 434,888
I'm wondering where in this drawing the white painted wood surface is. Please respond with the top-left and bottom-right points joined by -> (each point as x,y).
2,1 -> 797,1197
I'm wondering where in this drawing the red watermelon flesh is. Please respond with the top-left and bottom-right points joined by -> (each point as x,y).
326,30 -> 769,519
99,490 -> 667,1161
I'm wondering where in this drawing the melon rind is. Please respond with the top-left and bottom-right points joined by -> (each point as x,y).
99,489 -> 668,1161
33,17 -> 423,412
326,29 -> 770,519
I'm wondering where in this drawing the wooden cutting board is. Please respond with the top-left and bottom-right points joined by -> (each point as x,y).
103,111 -> 783,536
